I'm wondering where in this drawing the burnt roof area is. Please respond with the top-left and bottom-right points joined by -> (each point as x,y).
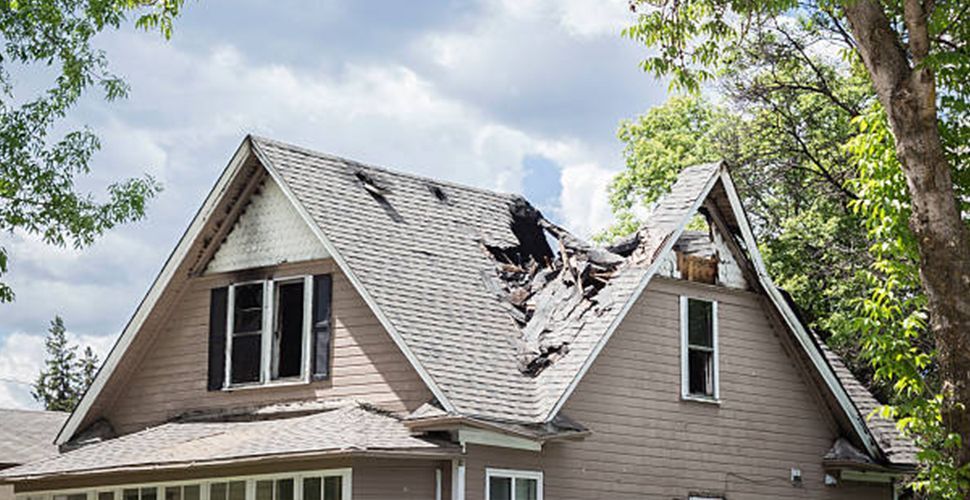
482,197 -> 641,376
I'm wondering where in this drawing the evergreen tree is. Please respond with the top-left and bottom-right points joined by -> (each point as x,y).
32,316 -> 100,412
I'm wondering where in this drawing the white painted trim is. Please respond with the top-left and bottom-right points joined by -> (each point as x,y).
55,140 -> 256,445
451,459 -> 465,500
302,275 -> 313,381
680,296 -> 720,402
717,170 -> 882,458
435,469 -> 442,500
543,164 -> 723,421
260,279 -> 273,384
250,139 -> 456,413
457,427 -> 542,452
15,468 -> 353,500
484,469 -> 543,500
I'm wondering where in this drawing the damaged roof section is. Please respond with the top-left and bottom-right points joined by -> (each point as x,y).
481,164 -> 727,378
481,197 -> 626,376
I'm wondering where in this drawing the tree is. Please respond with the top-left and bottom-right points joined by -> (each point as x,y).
33,316 -> 78,411
79,345 -> 99,390
624,0 -> 970,495
0,0 -> 186,303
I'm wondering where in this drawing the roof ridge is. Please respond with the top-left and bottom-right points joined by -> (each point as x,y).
249,135 -> 520,203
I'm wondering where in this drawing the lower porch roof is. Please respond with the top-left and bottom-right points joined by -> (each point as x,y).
0,401 -> 459,482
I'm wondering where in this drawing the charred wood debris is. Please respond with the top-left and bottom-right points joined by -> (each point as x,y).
481,197 -> 647,377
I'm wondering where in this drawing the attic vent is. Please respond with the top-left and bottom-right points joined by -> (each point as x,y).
427,184 -> 451,204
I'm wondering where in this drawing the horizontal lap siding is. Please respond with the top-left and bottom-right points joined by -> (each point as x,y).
105,259 -> 432,435
464,278 -> 890,500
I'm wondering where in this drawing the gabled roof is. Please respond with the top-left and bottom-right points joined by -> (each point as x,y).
0,409 -> 67,467
58,136 -> 912,468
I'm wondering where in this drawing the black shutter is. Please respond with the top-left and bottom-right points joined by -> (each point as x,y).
312,274 -> 333,380
208,287 -> 228,391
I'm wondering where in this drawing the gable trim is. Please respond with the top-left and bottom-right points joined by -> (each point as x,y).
543,163 -> 723,421
716,170 -> 881,458
544,165 -> 882,460
248,139 -> 456,414
56,140 -> 258,445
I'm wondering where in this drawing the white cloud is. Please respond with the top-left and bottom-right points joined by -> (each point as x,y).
559,162 -> 617,236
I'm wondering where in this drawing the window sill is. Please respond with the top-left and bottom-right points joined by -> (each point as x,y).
681,394 -> 721,405
223,378 -> 310,392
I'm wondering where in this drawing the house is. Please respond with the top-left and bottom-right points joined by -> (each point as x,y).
0,136 -> 917,499
0,409 -> 68,500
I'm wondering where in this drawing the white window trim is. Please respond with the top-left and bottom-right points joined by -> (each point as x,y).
484,468 -> 543,500
680,295 -> 720,403
17,469 -> 352,500
224,275 -> 314,390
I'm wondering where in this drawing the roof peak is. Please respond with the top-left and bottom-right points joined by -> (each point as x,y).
249,134 -> 522,203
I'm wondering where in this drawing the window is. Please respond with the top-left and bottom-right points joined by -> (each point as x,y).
486,469 -> 542,500
16,471 -> 350,500
681,296 -> 718,400
226,276 -> 312,386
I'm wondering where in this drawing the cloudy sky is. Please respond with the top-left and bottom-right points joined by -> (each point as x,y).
0,0 -> 667,408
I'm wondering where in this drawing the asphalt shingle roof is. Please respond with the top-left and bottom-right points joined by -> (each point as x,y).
249,138 -> 913,466
0,402 -> 456,480
0,409 -> 67,467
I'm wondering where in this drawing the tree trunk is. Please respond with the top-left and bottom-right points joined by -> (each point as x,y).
843,0 -> 970,478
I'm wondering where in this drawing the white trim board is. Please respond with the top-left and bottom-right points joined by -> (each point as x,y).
543,164 -> 882,460
56,140 -> 257,445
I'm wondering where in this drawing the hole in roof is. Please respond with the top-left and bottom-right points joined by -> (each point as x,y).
427,184 -> 451,204
354,171 -> 387,196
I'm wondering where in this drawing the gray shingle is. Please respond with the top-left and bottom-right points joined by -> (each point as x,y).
1,402 -> 456,480
0,409 -> 67,466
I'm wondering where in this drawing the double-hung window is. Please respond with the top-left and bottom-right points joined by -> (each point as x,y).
680,296 -> 719,401
486,469 -> 542,500
226,277 -> 312,386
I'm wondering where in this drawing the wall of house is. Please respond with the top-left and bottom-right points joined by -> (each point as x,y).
104,258 -> 433,435
1,484 -> 13,500
462,277 -> 892,500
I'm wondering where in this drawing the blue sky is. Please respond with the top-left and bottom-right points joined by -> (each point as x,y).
0,0 -> 667,408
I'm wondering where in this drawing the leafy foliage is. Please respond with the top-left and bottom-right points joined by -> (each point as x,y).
32,315 -> 100,412
621,0 -> 970,494
0,0 -> 186,302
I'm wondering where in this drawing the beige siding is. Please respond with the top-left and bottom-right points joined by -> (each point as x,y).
1,484 -> 12,500
104,259 -> 432,435
464,277 -> 891,500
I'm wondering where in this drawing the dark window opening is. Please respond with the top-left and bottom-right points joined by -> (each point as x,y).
685,298 -> 716,398
231,283 -> 263,384
273,281 -> 305,379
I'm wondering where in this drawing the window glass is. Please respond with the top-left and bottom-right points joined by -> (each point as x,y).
99,492 -> 115,500
489,477 -> 512,500
183,486 -> 199,500
272,281 -> 305,379
53,495 -> 86,500
322,477 -> 341,500
164,488 -> 180,500
140,488 -> 156,500
228,481 -> 245,500
276,479 -> 294,500
230,283 -> 264,384
685,298 -> 716,398
687,299 -> 713,347
514,478 -> 537,500
303,478 -> 321,500
208,484 -> 226,500
256,481 -> 273,500
123,490 -> 139,500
